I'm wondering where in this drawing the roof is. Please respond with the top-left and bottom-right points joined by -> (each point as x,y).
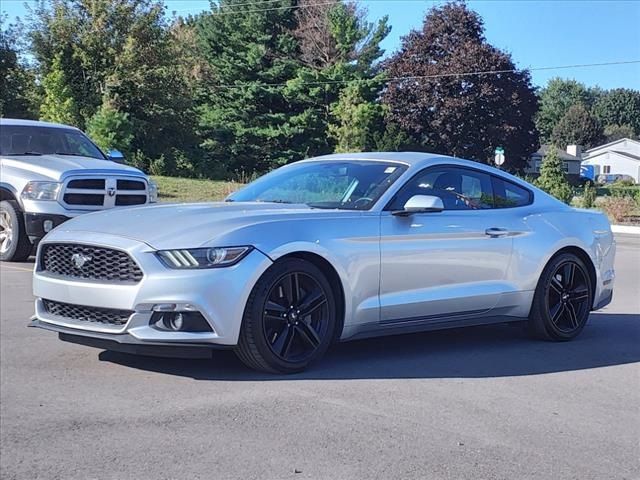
0,118 -> 79,130
584,137 -> 640,154
311,151 -> 446,166
532,145 -> 581,162
612,150 -> 640,162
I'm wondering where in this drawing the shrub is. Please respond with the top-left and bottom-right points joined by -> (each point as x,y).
582,182 -> 597,209
535,148 -> 573,204
600,196 -> 636,223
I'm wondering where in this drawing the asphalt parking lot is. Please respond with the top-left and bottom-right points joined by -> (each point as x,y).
1,235 -> 638,480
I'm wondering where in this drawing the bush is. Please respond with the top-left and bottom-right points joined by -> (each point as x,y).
600,196 -> 636,223
85,103 -> 134,156
581,182 -> 597,208
535,148 -> 573,204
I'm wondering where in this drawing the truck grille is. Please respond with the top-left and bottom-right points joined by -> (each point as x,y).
62,177 -> 147,209
40,244 -> 144,283
43,299 -> 133,326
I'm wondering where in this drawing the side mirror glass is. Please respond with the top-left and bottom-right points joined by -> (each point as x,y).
107,149 -> 125,163
393,195 -> 444,216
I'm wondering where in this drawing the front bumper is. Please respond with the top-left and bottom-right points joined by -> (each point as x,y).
24,212 -> 70,242
31,231 -> 274,349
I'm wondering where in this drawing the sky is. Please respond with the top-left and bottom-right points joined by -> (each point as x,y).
2,0 -> 639,89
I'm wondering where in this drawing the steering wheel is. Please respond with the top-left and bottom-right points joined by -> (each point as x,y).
353,197 -> 373,208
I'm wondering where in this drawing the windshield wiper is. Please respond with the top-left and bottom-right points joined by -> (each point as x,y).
4,151 -> 43,156
54,152 -> 96,158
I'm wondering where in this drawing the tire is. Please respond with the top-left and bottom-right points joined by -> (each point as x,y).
235,258 -> 337,374
528,253 -> 593,341
0,200 -> 32,262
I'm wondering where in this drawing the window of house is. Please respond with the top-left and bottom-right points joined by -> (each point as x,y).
603,165 -> 611,174
562,162 -> 569,173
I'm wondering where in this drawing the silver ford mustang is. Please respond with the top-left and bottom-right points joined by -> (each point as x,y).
30,152 -> 616,373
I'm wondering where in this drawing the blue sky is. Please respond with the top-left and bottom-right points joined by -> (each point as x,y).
2,0 -> 639,89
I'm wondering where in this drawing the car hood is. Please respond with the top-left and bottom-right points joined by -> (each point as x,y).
53,202 -> 349,250
1,154 -> 144,181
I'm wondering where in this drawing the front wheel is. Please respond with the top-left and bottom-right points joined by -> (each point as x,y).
528,253 -> 593,341
235,258 -> 337,374
0,200 -> 32,262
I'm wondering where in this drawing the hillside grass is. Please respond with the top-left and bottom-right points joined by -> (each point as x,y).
152,176 -> 244,203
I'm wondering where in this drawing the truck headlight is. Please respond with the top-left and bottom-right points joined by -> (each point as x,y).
21,182 -> 61,201
157,246 -> 252,269
148,181 -> 158,203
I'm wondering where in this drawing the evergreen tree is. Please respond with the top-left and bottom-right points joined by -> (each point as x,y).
535,147 -> 573,204
85,101 -> 134,156
551,104 -> 603,149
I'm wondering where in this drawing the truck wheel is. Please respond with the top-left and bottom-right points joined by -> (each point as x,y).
0,200 -> 32,262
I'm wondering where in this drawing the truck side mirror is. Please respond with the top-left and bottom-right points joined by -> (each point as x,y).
107,150 -> 125,163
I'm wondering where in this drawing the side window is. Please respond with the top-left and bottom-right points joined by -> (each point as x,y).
388,167 -> 494,211
491,176 -> 532,208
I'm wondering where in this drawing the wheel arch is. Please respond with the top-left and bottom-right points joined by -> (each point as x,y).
276,251 -> 346,342
0,184 -> 19,204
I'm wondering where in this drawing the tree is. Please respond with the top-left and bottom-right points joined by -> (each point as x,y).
39,53 -> 80,125
0,18 -> 37,118
551,103 -> 603,149
381,2 -> 539,171
195,0 -> 389,175
27,0 -> 196,169
593,88 -> 640,135
85,101 -> 134,156
535,147 -> 573,204
536,78 -> 598,142
604,124 -> 637,143
329,80 -> 386,152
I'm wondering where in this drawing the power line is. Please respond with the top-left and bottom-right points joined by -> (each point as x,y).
210,60 -> 640,89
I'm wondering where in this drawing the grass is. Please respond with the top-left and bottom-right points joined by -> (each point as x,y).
152,176 -> 244,203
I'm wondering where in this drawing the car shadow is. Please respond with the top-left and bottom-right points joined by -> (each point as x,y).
98,313 -> 640,381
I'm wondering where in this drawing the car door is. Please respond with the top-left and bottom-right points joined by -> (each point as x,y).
379,165 -> 514,324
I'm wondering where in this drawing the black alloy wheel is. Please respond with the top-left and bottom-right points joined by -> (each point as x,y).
235,258 -> 337,373
529,253 -> 593,341
546,261 -> 591,333
262,271 -> 330,362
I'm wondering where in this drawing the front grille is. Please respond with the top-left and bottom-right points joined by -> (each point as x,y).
61,177 -> 148,210
40,244 -> 144,283
64,193 -> 104,206
43,299 -> 133,327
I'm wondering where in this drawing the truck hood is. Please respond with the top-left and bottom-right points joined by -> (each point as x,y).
53,202 -> 349,250
1,154 -> 144,181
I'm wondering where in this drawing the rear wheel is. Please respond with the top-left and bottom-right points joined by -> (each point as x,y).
529,253 -> 593,341
0,200 -> 32,262
235,258 -> 336,373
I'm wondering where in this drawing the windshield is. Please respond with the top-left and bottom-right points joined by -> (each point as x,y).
228,160 -> 408,210
0,125 -> 106,160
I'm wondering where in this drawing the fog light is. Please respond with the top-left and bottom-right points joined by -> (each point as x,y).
150,311 -> 213,333
43,220 -> 54,232
170,313 -> 184,331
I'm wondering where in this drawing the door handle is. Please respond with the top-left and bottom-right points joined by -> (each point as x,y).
485,227 -> 510,237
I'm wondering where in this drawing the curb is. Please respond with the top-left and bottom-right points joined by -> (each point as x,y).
611,225 -> 640,235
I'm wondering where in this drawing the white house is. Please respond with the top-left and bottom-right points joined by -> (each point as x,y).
581,138 -> 640,184
526,145 -> 582,184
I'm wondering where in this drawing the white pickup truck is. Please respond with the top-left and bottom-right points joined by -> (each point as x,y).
0,118 -> 157,261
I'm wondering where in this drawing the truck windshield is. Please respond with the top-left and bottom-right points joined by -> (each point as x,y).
0,125 -> 106,160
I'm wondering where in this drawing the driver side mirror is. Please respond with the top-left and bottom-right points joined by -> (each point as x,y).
392,195 -> 444,216
107,149 -> 125,163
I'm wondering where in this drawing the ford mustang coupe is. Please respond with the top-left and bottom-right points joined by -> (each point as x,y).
30,153 -> 616,373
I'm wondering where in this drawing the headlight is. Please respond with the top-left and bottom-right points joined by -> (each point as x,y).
21,182 -> 61,201
148,181 -> 158,203
157,246 -> 253,269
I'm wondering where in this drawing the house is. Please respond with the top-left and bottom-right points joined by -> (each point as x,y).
581,138 -> 640,184
526,144 -> 582,184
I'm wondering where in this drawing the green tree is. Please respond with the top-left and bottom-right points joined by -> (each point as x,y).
603,124 -> 637,143
593,88 -> 640,135
581,182 -> 596,209
536,78 -> 598,142
39,53 -> 80,125
0,18 -> 37,118
551,103 -> 603,149
85,101 -> 134,156
381,2 -> 539,171
329,79 -> 386,152
535,147 -> 573,204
